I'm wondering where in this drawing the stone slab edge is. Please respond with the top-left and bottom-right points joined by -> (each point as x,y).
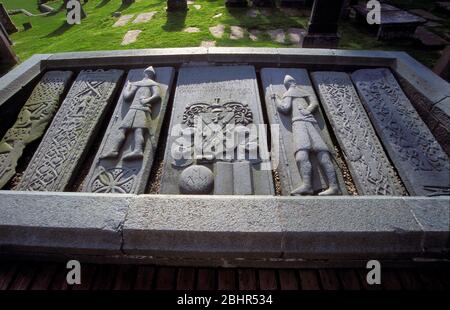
0,191 -> 448,265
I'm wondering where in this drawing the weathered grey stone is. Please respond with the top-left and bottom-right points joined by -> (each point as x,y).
193,4 -> 201,10
415,26 -> 448,47
132,11 -> 157,24
0,3 -> 17,34
0,24 -> 18,69
200,40 -> 215,47
311,72 -> 406,196
230,26 -> 245,40
249,29 -> 261,41
410,9 -> 444,22
280,197 -> 424,258
212,13 -> 222,19
209,24 -> 224,38
0,191 -> 131,254
287,27 -> 305,45
0,71 -> 73,189
17,69 -> 124,191
123,195 -> 282,257
267,29 -> 285,43
83,67 -> 174,194
183,26 -> 200,33
404,197 -> 450,251
160,65 -> 274,195
113,14 -> 134,27
121,30 -> 141,45
261,68 -> 346,196
351,68 -> 450,196
179,165 -> 214,194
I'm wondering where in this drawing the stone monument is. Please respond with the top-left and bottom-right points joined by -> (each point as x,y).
352,68 -> 450,196
226,0 -> 248,8
261,68 -> 345,196
83,67 -> 174,194
0,24 -> 17,71
17,70 -> 124,191
302,0 -> 346,48
167,0 -> 188,11
0,71 -> 73,189
160,65 -> 274,195
0,3 -> 17,34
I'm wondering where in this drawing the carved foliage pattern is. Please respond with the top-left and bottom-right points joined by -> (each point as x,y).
182,101 -> 253,127
0,71 -> 71,188
18,70 -> 122,191
355,70 -> 450,173
316,73 -> 406,195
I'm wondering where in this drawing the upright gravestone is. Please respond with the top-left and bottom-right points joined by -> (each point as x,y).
311,71 -> 406,195
0,3 -> 17,34
167,0 -> 188,11
160,65 -> 274,195
0,71 -> 73,189
302,0 -> 346,48
352,68 -> 450,196
0,24 -> 17,70
83,67 -> 174,194
261,68 -> 346,196
17,69 -> 124,191
280,0 -> 310,8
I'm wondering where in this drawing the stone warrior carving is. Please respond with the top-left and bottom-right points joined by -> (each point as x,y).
101,66 -> 161,160
271,75 -> 340,196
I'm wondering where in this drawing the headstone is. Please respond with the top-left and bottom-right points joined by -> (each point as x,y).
0,24 -> 17,69
160,65 -> 274,195
0,71 -> 73,189
351,68 -> 450,196
83,67 -> 174,194
261,68 -> 346,196
230,26 -> 245,39
167,0 -> 188,11
267,29 -> 285,43
17,69 -> 124,191
302,0 -> 346,48
414,26 -> 448,47
0,3 -> 18,34
225,0 -> 248,8
23,22 -> 32,30
209,24 -> 225,38
311,71 -> 406,195
251,0 -> 274,8
433,45 -> 450,82
287,27 -> 306,45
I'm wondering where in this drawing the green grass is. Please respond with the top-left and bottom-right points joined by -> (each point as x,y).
5,0 -> 449,68
2,0 -> 42,13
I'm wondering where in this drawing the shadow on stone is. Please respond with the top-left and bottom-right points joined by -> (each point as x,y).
162,11 -> 187,32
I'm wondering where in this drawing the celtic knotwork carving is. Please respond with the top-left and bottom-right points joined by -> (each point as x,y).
89,167 -> 136,193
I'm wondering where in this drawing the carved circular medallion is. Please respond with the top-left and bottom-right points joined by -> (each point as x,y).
179,165 -> 214,194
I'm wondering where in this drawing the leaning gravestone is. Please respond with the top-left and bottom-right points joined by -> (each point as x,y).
261,68 -> 346,196
83,67 -> 174,194
17,70 -> 124,191
352,68 -> 450,196
0,71 -> 73,189
160,66 -> 274,195
0,3 -> 18,34
311,71 -> 406,195
167,0 -> 188,11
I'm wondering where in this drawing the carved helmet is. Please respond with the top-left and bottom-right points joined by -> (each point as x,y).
144,66 -> 156,78
284,74 -> 296,86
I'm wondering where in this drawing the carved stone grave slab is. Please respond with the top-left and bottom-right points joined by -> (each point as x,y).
261,68 -> 346,196
0,71 -> 73,189
83,67 -> 174,194
352,68 -> 450,196
311,71 -> 406,195
160,65 -> 274,195
17,69 -> 124,191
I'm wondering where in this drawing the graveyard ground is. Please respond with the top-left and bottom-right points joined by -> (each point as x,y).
3,0 -> 450,68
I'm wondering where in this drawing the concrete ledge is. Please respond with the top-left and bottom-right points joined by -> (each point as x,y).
0,192 -> 448,266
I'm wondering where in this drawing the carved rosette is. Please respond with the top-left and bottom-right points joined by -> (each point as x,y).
89,167 -> 136,193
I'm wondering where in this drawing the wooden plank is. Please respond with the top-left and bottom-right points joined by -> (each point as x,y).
29,264 -> 59,290
381,269 -> 403,290
134,266 -> 155,290
336,269 -> 362,290
318,269 -> 341,290
155,267 -> 176,290
176,267 -> 196,290
91,265 -> 117,290
71,264 -> 97,291
218,269 -> 237,290
196,268 -> 216,290
0,263 -> 18,290
278,269 -> 299,290
8,264 -> 37,290
258,269 -> 278,291
238,269 -> 257,290
396,269 -> 423,290
298,270 -> 321,290
113,265 -> 136,290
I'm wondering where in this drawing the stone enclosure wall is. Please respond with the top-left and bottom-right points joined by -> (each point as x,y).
0,48 -> 448,265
